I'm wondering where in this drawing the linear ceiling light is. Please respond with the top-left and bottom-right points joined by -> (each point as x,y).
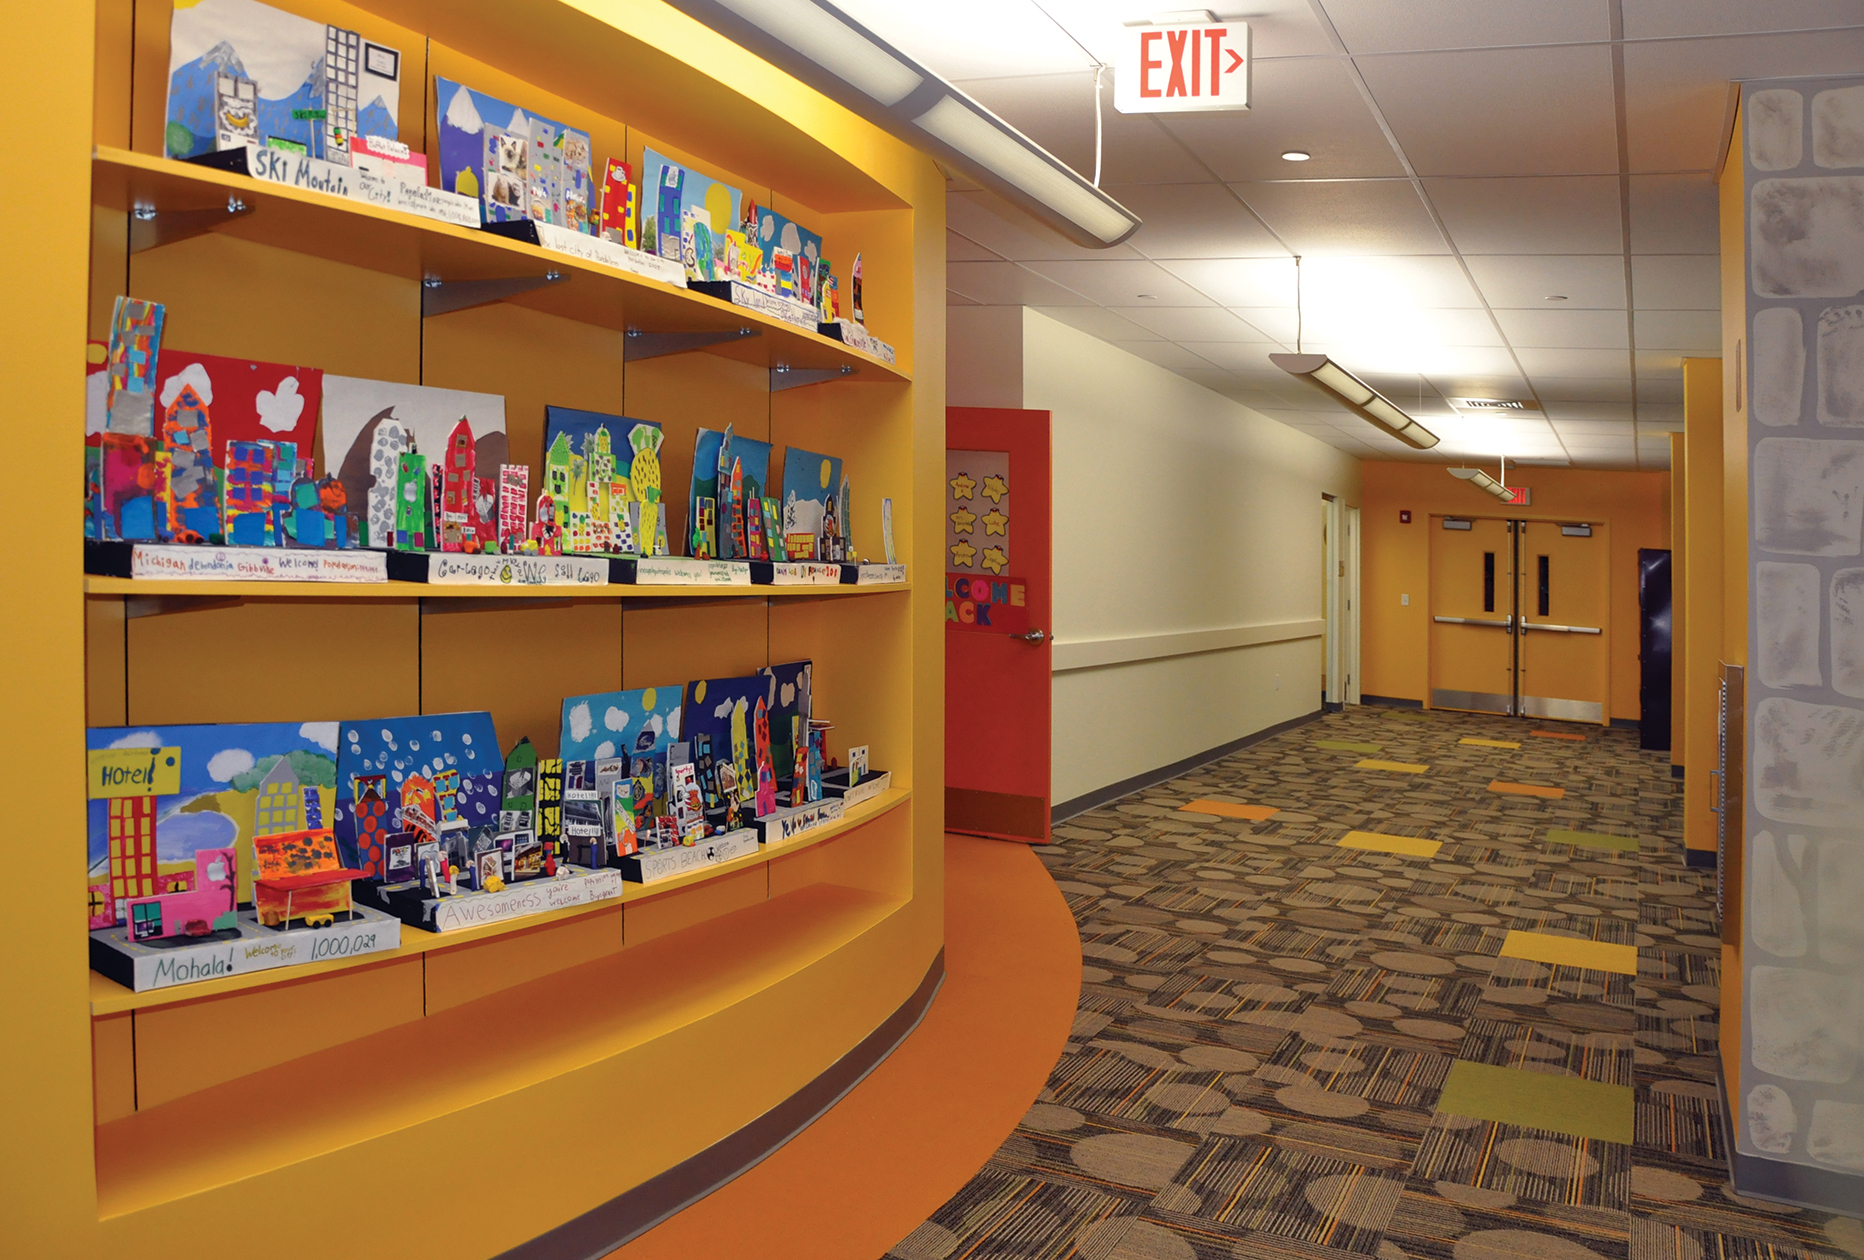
1448,467 -> 1515,500
1269,353 -> 1440,449
710,0 -> 923,104
662,0 -> 1142,248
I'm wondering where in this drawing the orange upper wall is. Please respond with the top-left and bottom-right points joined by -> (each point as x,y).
1360,461 -> 1671,720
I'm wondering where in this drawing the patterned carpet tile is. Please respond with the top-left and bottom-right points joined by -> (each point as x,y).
890,710 -> 1864,1260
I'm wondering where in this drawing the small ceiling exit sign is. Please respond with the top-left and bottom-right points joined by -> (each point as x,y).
1503,486 -> 1531,506
1116,18 -> 1251,114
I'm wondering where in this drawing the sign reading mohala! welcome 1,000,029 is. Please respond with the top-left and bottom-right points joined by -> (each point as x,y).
1115,20 -> 1251,113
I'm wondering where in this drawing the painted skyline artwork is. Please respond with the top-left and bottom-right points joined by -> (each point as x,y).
331,712 -> 503,868
165,0 -> 402,161
560,685 -> 684,765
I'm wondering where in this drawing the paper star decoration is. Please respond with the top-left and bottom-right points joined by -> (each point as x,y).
981,507 -> 1008,536
981,546 -> 1008,574
949,506 -> 977,534
948,471 -> 976,501
980,474 -> 1008,504
950,540 -> 977,567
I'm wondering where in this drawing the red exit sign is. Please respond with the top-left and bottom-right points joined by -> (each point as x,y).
1503,486 -> 1531,506
1116,20 -> 1251,114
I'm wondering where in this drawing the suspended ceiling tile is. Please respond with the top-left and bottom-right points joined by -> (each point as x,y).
947,229 -> 1002,262
1621,0 -> 1864,39
1425,176 -> 1624,255
1159,257 -> 1297,307
1631,255 -> 1720,310
959,70 -> 1216,186
1637,377 -> 1685,402
1517,347 -> 1635,378
947,189 -> 1146,263
946,261 -> 1097,306
1629,174 -> 1720,252
1022,259 -> 1218,306
1356,45 -> 1619,177
1422,373 -> 1533,398
1464,255 -> 1627,309
1634,309 -> 1722,350
1161,56 -> 1405,182
947,290 -> 983,306
1642,402 -> 1684,425
1623,30 -> 1864,171
1113,305 -> 1276,342
1543,401 -> 1636,420
1319,0 -> 1609,53
1493,308 -> 1631,349
1103,183 -> 1287,260
1029,305 -> 1164,342
1180,341 -> 1291,373
1230,179 -> 1449,254
1111,340 -> 1228,372
1530,377 -> 1636,402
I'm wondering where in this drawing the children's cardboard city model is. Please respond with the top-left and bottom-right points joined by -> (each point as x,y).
320,376 -> 507,550
560,685 -> 684,864
778,446 -> 845,562
542,407 -> 667,556
639,149 -> 741,274
166,0 -> 403,164
433,77 -> 590,232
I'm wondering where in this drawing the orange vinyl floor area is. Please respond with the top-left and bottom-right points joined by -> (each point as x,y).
610,834 -> 1083,1260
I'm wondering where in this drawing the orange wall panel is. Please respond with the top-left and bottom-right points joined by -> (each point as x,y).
93,1012 -> 135,1125
1359,461 -> 1668,720
627,868 -> 767,947
133,956 -> 423,1109
425,905 -> 628,1014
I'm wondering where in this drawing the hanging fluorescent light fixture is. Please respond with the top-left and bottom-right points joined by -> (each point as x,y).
1448,466 -> 1515,500
660,0 -> 1142,248
1269,353 -> 1440,449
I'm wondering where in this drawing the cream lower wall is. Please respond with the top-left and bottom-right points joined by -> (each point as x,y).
1053,638 -> 1323,806
993,309 -> 1362,806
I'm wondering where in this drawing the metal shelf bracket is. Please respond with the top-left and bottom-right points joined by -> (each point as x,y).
128,196 -> 254,254
421,272 -> 568,318
623,327 -> 759,360
770,364 -> 855,392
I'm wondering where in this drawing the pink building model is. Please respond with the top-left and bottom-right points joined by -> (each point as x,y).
123,846 -> 238,941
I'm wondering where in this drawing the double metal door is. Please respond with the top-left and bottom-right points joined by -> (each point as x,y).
1428,517 -> 1607,722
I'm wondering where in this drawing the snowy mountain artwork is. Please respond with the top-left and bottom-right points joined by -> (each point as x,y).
166,0 -> 402,161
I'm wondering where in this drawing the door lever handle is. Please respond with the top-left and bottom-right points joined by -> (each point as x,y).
1016,629 -> 1047,642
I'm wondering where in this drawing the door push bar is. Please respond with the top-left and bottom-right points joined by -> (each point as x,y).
1522,622 -> 1602,634
1432,615 -> 1512,628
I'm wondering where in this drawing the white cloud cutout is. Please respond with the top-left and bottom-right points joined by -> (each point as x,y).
299,722 -> 338,753
781,682 -> 795,708
159,361 -> 214,409
568,702 -> 593,743
256,376 -> 305,432
667,709 -> 681,739
107,730 -> 164,749
713,697 -> 734,719
207,748 -> 254,782
604,706 -> 630,733
594,740 -> 616,760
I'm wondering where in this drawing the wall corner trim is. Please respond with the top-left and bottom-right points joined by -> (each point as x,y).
1051,620 -> 1325,674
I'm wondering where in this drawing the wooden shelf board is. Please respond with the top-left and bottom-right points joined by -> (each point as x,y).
92,147 -> 909,383
88,787 -> 912,1016
83,575 -> 909,600
95,879 -> 906,1218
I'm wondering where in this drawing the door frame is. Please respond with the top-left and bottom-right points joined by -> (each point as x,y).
1344,504 -> 1362,706
1322,494 -> 1344,711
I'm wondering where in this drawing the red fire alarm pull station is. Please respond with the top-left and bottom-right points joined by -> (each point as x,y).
1399,510 -> 1412,524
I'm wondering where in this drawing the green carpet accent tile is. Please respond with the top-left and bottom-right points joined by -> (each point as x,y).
1317,740 -> 1385,753
1547,827 -> 1642,851
1435,1060 -> 1635,1143
891,710 -> 1861,1260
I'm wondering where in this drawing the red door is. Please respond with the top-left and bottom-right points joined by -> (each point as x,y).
945,408 -> 1051,844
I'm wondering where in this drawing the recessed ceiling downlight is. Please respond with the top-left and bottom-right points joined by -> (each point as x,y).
1281,150 -> 1311,161
1544,294 -> 1568,301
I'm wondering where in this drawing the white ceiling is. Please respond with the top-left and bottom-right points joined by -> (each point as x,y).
834,0 -> 1864,470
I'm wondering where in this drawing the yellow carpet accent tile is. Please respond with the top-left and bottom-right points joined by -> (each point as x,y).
1531,730 -> 1586,741
1459,737 -> 1521,749
1357,759 -> 1429,774
1179,799 -> 1280,821
1489,780 -> 1564,798
1499,929 -> 1639,975
1434,1060 -> 1634,1143
1337,830 -> 1442,858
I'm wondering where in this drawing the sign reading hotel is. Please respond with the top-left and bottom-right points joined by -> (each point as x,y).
1115,20 -> 1251,114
